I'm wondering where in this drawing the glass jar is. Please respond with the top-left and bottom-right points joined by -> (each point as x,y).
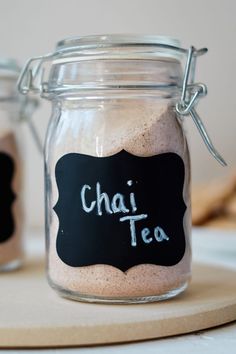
18,35 -> 225,302
0,59 -> 39,271
0,59 -> 24,271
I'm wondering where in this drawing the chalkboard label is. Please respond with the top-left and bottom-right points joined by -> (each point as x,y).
0,152 -> 16,243
54,151 -> 187,272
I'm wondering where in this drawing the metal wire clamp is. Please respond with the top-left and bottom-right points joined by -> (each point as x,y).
175,46 -> 226,166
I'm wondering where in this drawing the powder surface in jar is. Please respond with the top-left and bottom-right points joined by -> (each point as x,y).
47,100 -> 191,298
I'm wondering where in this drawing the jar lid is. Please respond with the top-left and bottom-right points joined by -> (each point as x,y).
55,34 -> 182,59
53,34 -> 186,63
57,34 -> 181,50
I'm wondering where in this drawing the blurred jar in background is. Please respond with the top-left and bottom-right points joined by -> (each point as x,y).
0,59 -> 37,271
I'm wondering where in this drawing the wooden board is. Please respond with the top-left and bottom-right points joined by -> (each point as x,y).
0,257 -> 236,348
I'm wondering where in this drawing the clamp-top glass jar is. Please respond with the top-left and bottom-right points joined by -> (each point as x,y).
0,59 -> 24,271
18,35 -> 225,303
0,58 -> 39,271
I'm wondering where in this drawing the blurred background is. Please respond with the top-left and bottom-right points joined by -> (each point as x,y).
0,0 -> 235,229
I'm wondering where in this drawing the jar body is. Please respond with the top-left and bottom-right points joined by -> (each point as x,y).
0,106 -> 24,271
45,93 -> 191,303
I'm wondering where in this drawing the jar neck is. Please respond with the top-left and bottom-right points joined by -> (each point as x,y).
46,59 -> 182,99
0,79 -> 23,120
0,77 -> 19,101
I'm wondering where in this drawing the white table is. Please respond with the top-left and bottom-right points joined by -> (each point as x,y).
1,227 -> 236,354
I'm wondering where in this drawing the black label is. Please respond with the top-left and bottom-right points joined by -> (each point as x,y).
54,151 -> 186,272
0,153 -> 15,243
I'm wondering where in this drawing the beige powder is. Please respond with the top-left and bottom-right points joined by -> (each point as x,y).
47,99 -> 191,299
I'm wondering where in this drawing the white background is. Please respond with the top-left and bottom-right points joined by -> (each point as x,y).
0,0 -> 235,228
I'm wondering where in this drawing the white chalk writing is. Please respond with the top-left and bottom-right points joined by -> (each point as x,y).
80,180 -> 170,247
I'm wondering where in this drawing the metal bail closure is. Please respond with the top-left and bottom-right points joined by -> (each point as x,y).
175,46 -> 227,167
